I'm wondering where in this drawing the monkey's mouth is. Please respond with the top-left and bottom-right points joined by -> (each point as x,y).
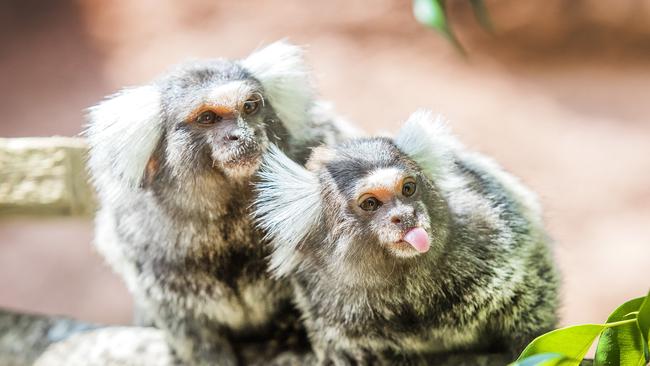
389,227 -> 430,256
217,147 -> 263,174
390,240 -> 418,252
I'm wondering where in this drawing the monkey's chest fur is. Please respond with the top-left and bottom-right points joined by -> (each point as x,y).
292,266 -> 490,355
96,186 -> 292,336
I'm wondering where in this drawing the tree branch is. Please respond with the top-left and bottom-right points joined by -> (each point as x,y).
0,137 -> 96,217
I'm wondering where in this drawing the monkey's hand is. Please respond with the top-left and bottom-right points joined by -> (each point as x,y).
154,305 -> 237,366
249,351 -> 317,366
317,346 -> 383,366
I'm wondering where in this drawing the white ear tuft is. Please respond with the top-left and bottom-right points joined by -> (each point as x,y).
85,85 -> 163,192
394,109 -> 461,182
241,41 -> 314,142
254,145 -> 321,277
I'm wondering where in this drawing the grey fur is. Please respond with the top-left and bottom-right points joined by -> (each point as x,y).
254,112 -> 559,365
86,42 -> 353,366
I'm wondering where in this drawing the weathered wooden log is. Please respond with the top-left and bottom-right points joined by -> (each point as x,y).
34,327 -> 176,366
0,309 -> 99,366
0,137 -> 96,217
0,293 -> 597,366
33,326 -> 596,366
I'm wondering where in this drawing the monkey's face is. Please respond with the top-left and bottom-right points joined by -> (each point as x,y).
87,41 -> 313,202
315,140 -> 437,260
254,110 -> 452,278
160,61 -> 287,181
349,167 -> 433,258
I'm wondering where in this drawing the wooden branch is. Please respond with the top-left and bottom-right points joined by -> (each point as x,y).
0,308 -> 595,366
0,137 -> 96,217
34,327 -> 176,366
34,327 -> 596,366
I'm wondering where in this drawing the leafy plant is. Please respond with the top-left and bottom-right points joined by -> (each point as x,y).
411,0 -> 492,54
512,291 -> 650,366
411,3 -> 650,364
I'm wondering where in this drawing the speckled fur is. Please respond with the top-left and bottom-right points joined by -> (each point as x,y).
86,42 -> 354,366
255,111 -> 559,365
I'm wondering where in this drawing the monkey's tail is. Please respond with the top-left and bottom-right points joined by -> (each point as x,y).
0,308 -> 100,366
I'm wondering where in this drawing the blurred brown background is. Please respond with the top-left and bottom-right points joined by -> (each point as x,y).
0,0 -> 649,328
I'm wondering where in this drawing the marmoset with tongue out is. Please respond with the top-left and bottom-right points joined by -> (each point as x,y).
254,110 -> 559,365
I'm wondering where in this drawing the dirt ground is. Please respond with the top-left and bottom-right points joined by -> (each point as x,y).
0,0 -> 649,331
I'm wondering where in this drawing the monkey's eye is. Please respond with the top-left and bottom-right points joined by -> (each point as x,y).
196,110 -> 221,125
402,181 -> 416,197
243,98 -> 260,115
359,196 -> 381,212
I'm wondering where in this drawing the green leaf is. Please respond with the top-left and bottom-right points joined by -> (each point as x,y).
637,291 -> 650,361
412,0 -> 448,33
510,352 -> 570,366
517,324 -> 606,366
595,323 -> 645,366
604,297 -> 645,323
412,0 -> 465,54
595,296 -> 646,366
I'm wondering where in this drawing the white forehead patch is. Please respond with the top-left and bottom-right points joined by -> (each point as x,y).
357,167 -> 403,192
206,81 -> 256,108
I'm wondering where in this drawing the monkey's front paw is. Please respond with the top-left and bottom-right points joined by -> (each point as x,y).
170,340 -> 238,366
258,351 -> 317,366
320,348 -> 379,366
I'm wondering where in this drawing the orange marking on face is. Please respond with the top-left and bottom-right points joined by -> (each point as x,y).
362,187 -> 394,202
187,104 -> 236,123
356,168 -> 407,203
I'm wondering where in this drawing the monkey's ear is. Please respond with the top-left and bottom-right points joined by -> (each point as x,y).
305,145 -> 336,171
241,41 -> 314,142
254,145 -> 321,277
394,109 -> 460,182
85,85 -> 163,192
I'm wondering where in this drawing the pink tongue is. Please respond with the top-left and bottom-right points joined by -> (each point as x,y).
403,227 -> 430,253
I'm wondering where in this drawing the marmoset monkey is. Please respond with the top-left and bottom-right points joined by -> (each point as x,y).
86,41 -> 354,366
255,110 -> 559,365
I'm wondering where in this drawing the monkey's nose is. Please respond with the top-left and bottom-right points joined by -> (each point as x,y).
224,127 -> 253,143
224,130 -> 242,142
391,212 -> 416,228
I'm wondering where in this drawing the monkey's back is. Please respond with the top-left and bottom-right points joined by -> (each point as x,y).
436,150 -> 559,351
